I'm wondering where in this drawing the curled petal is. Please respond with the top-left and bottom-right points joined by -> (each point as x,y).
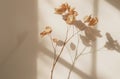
83,15 -> 91,23
88,17 -> 98,26
45,27 -> 52,33
55,3 -> 70,14
68,8 -> 78,16
84,15 -> 98,26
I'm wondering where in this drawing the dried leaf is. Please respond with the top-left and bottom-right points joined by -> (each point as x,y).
56,40 -> 65,46
80,35 -> 91,47
40,26 -> 52,37
70,42 -> 76,50
53,38 -> 58,43
52,38 -> 65,46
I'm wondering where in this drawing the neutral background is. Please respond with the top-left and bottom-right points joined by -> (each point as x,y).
0,0 -> 120,79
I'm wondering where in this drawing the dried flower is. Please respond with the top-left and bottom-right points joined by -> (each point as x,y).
55,3 -> 70,14
84,15 -> 92,23
63,14 -> 75,24
83,15 -> 98,26
64,8 -> 78,24
40,26 -> 52,37
88,17 -> 98,26
68,8 -> 78,16
55,3 -> 78,25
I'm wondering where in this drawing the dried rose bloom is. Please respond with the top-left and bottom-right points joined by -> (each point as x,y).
104,32 -> 120,52
83,15 -> 98,26
40,26 -> 52,37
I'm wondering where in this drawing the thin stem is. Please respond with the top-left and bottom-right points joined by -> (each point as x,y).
50,26 -> 69,79
67,31 -> 80,79
66,31 -> 80,43
51,44 -> 65,79
49,34 -> 56,61
67,47 -> 87,79
65,46 -> 74,63
50,27 -> 81,79
67,57 -> 77,79
76,47 -> 87,59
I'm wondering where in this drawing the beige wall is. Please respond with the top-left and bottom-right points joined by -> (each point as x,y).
0,0 -> 38,79
0,0 -> 120,79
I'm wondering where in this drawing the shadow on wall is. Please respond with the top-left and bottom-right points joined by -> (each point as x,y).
91,0 -> 99,79
38,44 -> 93,79
106,0 -> 120,10
0,0 -> 38,79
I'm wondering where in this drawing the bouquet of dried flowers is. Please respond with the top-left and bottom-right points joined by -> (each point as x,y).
40,3 -> 120,79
